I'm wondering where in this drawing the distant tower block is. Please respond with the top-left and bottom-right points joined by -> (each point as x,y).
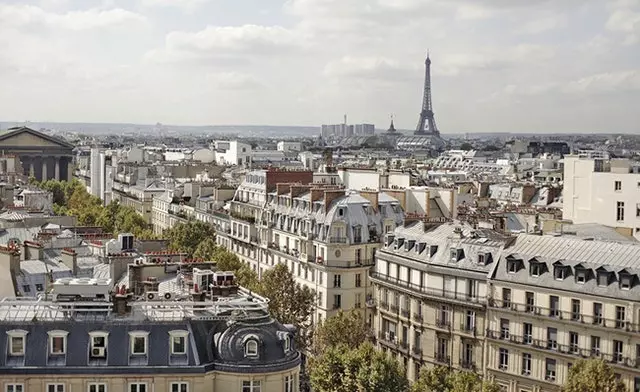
414,52 -> 441,137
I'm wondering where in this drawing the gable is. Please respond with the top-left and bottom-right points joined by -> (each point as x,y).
0,128 -> 73,149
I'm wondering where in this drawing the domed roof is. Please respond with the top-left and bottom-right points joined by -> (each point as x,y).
215,318 -> 297,365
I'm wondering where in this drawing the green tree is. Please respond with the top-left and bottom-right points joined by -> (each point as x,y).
193,238 -> 218,260
311,309 -> 368,355
208,244 -> 259,290
258,263 -> 315,349
165,221 -> 216,256
460,142 -> 474,151
310,343 -> 407,392
563,359 -> 626,392
412,366 -> 500,392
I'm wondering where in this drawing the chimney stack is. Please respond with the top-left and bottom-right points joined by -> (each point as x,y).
61,248 -> 78,276
323,190 -> 345,213
358,190 -> 380,212
276,183 -> 292,195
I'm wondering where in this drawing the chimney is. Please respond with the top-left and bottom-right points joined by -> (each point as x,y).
290,184 -> 311,198
0,245 -> 21,295
452,226 -> 464,239
22,240 -> 43,261
276,183 -> 292,195
310,188 -> 325,203
113,287 -> 133,316
60,248 -> 78,276
358,190 -> 379,212
324,190 -> 345,213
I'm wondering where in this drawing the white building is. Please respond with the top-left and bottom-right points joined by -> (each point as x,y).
563,155 -> 640,237
277,142 -> 302,152
213,141 -> 252,166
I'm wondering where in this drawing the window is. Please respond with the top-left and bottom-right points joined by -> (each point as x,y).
616,306 -> 626,328
284,376 -> 295,392
129,331 -> 149,355
6,385 -> 23,392
576,270 -> 586,284
569,332 -> 579,354
549,296 -> 559,317
530,262 -> 542,277
317,291 -> 323,307
245,339 -> 259,357
88,384 -> 107,392
333,274 -> 341,288
169,330 -> 188,355
614,340 -> 624,362
525,292 -> 535,313
547,328 -> 558,350
355,293 -> 361,308
22,285 -> 30,293
35,283 -> 44,291
48,385 -> 65,392
7,330 -> 27,356
129,383 -> 147,392
593,303 -> 603,325
498,348 -> 509,370
242,381 -> 261,392
554,266 -> 566,280
333,294 -> 341,309
523,323 -> 533,344
591,336 -> 601,355
621,274 -> 632,290
597,272 -> 609,287
571,299 -> 581,321
615,181 -> 622,191
502,288 -> 511,308
89,332 -> 108,359
545,358 -> 557,381
521,353 -> 531,376
170,383 -> 188,392
355,273 -> 361,288
500,319 -> 510,340
617,201 -> 625,221
507,260 -> 517,273
48,330 -> 68,355
283,335 -> 291,353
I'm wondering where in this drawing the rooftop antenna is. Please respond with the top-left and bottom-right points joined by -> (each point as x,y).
344,114 -> 347,126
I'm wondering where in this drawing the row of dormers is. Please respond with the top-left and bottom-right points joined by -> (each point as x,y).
505,255 -> 637,290
384,234 -> 494,266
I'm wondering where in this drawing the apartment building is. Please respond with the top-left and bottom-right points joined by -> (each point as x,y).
0,264 -> 300,392
487,233 -> 640,392
371,222 -> 513,381
563,155 -> 640,236
218,168 -> 405,324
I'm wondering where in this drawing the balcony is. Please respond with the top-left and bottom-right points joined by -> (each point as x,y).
411,346 -> 423,358
380,301 -> 389,310
485,329 -> 640,369
370,272 -> 486,305
460,323 -> 476,336
390,304 -> 399,313
413,312 -> 424,323
329,237 -> 348,244
434,353 -> 450,365
378,332 -> 397,348
436,318 -> 451,330
229,211 -> 256,224
400,309 -> 410,318
398,341 -> 410,352
488,299 -> 638,332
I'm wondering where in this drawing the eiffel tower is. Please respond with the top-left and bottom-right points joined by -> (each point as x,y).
414,52 -> 441,137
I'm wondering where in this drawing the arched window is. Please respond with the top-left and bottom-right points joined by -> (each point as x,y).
245,339 -> 258,357
283,336 -> 291,353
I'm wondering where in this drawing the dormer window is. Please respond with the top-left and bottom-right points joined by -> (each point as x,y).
576,270 -> 587,284
450,248 -> 463,262
284,336 -> 291,353
338,208 -> 344,216
530,262 -> 542,277
129,331 -> 149,355
620,274 -> 632,290
48,330 -> 68,355
169,330 -> 189,355
597,271 -> 610,287
405,240 -> 415,252
554,265 -> 567,281
6,330 -> 27,356
244,337 -> 259,358
89,331 -> 108,359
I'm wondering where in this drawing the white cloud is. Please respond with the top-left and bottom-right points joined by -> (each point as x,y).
207,72 -> 263,90
147,24 -> 301,64
324,56 -> 421,82
517,14 -> 566,34
0,4 -> 146,30
140,0 -> 211,11
438,44 -> 556,75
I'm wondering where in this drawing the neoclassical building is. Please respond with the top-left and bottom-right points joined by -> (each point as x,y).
0,127 -> 74,182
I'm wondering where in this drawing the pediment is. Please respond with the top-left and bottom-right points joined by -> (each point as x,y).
0,127 -> 73,149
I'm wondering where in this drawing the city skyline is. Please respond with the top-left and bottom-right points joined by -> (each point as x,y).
0,0 -> 639,133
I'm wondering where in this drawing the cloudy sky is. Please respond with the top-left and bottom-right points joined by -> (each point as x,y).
0,0 -> 639,133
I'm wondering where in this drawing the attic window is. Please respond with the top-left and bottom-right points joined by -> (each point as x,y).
450,248 -> 463,262
530,263 -> 542,277
245,339 -> 259,358
338,208 -> 344,216
554,265 -> 567,280
507,260 -> 518,273
283,336 -> 291,353
478,253 -> 490,265
597,271 -> 609,287
576,270 -> 587,284
620,274 -> 632,290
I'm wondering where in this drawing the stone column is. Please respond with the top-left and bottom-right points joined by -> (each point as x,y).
29,159 -> 35,178
54,158 -> 60,180
67,157 -> 72,182
42,158 -> 48,182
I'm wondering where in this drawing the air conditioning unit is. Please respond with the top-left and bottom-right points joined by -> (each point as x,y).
163,292 -> 174,301
92,347 -> 106,358
146,291 -> 160,301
